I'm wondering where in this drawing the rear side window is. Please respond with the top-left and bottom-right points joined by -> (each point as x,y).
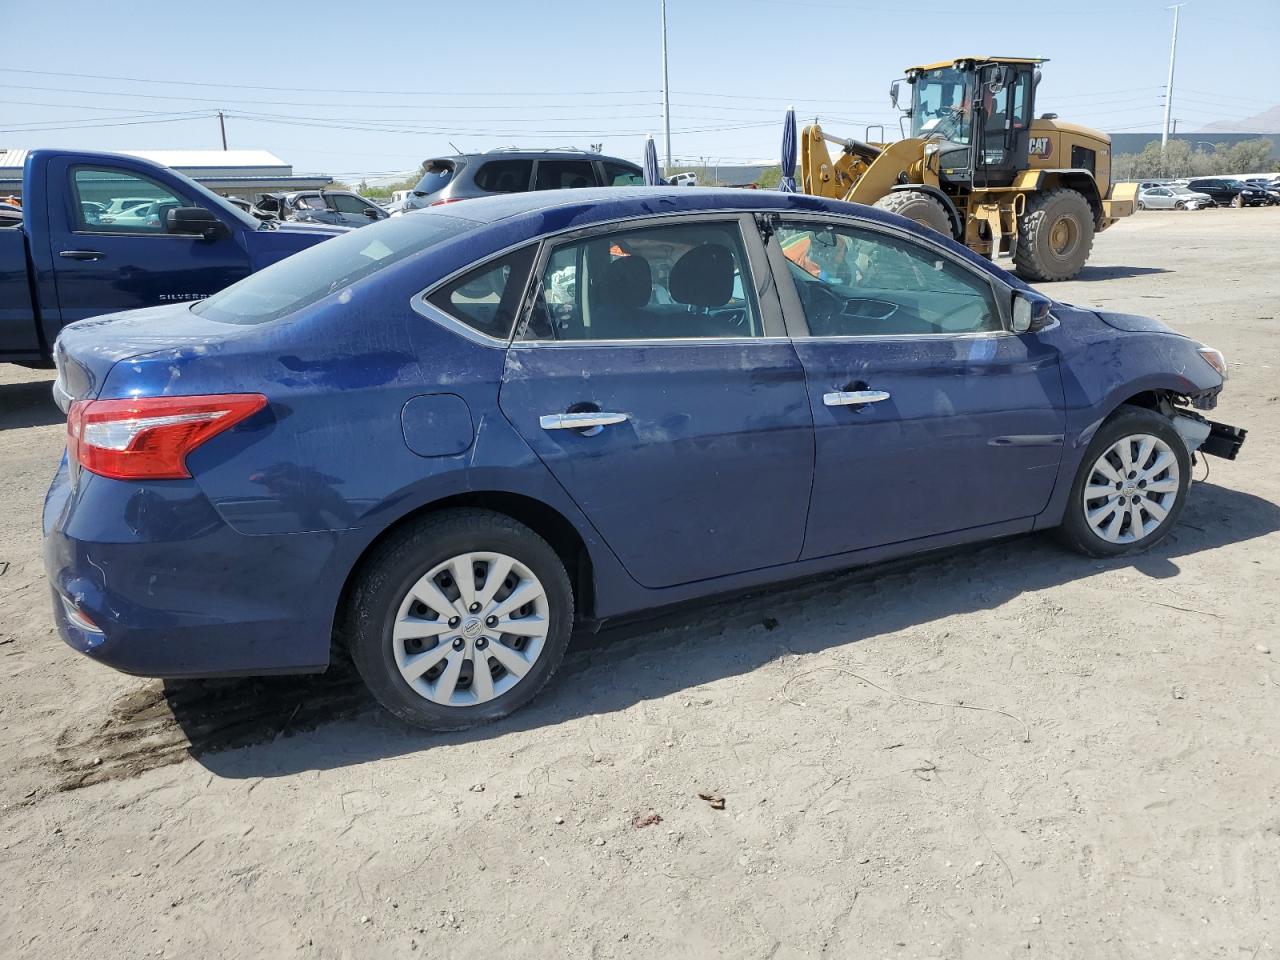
602,161 -> 645,186
414,159 -> 461,197
534,160 -> 598,190
425,245 -> 537,340
193,214 -> 474,325
473,160 -> 533,194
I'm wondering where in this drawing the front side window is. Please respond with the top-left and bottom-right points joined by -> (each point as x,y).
473,160 -> 533,194
777,221 -> 1002,337
910,67 -> 974,145
71,166 -> 186,233
295,194 -> 327,210
425,245 -> 537,340
331,193 -> 374,215
524,220 -> 761,341
534,160 -> 598,191
602,161 -> 645,186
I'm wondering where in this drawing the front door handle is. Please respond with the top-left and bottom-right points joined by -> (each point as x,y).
823,390 -> 891,407
539,411 -> 628,432
59,250 -> 106,261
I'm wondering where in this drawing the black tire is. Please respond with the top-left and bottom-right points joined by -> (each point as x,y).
1174,200 -> 1186,210
343,509 -> 574,731
1136,200 -> 1146,210
1014,188 -> 1096,282
873,190 -> 954,237
1055,405 -> 1191,558
1230,194 -> 1244,208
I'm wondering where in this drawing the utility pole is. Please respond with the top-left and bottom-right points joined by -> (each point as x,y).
660,0 -> 672,173
218,110 -> 228,150
1161,4 -> 1185,151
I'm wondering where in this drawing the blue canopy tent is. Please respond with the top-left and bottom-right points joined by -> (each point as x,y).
780,106 -> 798,193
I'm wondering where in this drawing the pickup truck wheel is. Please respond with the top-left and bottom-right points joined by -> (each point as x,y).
1056,406 -> 1190,558
344,509 -> 574,731
872,191 -> 954,237
1014,188 -> 1095,282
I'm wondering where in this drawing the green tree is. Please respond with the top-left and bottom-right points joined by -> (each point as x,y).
756,165 -> 782,189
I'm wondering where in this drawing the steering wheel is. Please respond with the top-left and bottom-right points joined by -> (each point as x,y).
804,282 -> 842,332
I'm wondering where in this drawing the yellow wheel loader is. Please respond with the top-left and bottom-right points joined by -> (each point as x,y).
799,57 -> 1137,281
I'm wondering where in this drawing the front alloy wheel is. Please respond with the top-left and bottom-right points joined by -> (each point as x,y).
1081,435 -> 1180,545
1057,405 -> 1191,557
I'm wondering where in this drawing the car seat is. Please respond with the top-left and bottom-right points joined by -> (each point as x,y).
588,255 -> 653,339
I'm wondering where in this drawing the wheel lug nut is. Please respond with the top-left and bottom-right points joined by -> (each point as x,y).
448,616 -> 460,628
486,616 -> 498,627
1118,496 -> 1126,504
469,602 -> 481,613
475,637 -> 488,649
452,637 -> 465,650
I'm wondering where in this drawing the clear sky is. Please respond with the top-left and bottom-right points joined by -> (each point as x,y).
2,0 -> 1275,179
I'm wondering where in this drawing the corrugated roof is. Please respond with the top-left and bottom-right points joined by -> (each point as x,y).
0,148 -> 289,173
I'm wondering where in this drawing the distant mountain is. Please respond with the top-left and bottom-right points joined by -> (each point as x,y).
1200,104 -> 1280,134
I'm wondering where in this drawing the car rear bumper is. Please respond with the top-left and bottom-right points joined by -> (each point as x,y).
43,456 -> 340,678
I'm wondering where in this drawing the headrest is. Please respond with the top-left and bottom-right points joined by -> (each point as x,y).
669,243 -> 735,308
595,255 -> 652,309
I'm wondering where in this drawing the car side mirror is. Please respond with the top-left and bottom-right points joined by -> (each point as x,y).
363,207 -> 381,219
167,206 -> 228,240
1011,289 -> 1053,333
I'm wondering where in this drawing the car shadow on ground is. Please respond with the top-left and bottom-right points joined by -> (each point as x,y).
1069,265 -> 1172,282
52,481 -> 1279,790
0,376 -> 61,430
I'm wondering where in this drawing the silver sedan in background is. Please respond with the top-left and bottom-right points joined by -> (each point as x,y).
1138,186 -> 1214,210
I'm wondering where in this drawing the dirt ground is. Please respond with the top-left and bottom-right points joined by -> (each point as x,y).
1,208 -> 1277,960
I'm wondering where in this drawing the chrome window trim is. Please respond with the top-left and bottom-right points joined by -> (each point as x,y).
770,212 -> 1015,337
410,204 -> 1035,348
515,212 -> 774,345
510,336 -> 794,348
411,238 -> 545,347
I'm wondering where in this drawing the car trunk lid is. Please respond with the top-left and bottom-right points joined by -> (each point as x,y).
52,302 -> 258,411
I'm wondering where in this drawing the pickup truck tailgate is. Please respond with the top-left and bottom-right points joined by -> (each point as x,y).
0,228 -> 41,355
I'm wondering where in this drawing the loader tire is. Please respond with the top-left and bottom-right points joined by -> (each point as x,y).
1014,188 -> 1095,282
873,191 -> 954,238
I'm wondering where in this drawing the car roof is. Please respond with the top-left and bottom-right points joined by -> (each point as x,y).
425,151 -> 639,164
419,186 -> 824,226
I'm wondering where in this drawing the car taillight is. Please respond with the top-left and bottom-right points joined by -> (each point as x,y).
429,197 -> 465,206
67,393 -> 267,480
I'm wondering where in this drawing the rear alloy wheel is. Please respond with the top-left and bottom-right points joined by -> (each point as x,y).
1137,200 -> 1147,211
1056,406 -> 1190,557
345,509 -> 573,730
1014,188 -> 1095,282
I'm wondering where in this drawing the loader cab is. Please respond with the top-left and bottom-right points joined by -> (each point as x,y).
906,57 -> 1040,190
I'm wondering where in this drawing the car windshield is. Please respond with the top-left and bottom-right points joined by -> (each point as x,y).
414,160 -> 461,197
911,67 -> 973,145
193,214 -> 475,325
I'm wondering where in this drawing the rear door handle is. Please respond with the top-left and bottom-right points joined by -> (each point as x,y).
823,390 -> 891,407
540,411 -> 628,432
59,250 -> 106,261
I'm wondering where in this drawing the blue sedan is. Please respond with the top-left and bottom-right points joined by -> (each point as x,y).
44,188 -> 1246,730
